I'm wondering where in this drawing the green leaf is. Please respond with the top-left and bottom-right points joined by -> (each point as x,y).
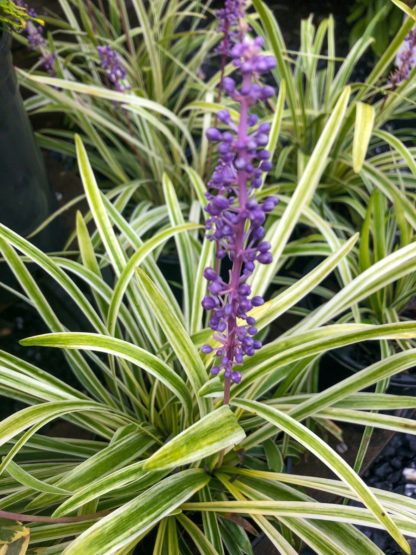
5,461 -> 68,495
107,223 -> 200,336
251,86 -> 351,297
0,401 -> 116,448
162,175 -> 198,329
135,269 -> 210,415
53,464 -> 165,518
297,241 -> 416,330
353,102 -> 375,173
143,406 -> 245,471
253,234 -> 358,331
63,469 -> 210,555
177,514 -> 220,555
390,0 -> 416,20
21,332 -> 192,418
232,399 -> 410,554
234,323 -> 416,397
75,134 -> 126,273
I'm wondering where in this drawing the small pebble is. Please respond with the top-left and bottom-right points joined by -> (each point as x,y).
403,467 -> 416,481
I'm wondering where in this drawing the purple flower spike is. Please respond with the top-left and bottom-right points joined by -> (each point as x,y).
14,0 -> 56,75
201,1 -> 277,399
390,29 -> 416,87
97,45 -> 131,92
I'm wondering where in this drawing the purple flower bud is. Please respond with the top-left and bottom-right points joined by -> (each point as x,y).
252,296 -> 264,306
204,268 -> 218,281
202,344 -> 213,354
202,296 -> 218,310
217,110 -> 231,123
258,252 -> 273,264
261,86 -> 275,99
258,123 -> 271,133
258,149 -> 271,160
222,77 -> 236,93
239,283 -> 251,295
206,128 -> 222,142
260,161 -> 273,172
256,133 -> 269,146
263,196 -> 279,212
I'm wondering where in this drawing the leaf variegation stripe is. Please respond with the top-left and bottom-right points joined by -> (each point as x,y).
20,333 -> 192,418
223,469 -> 416,520
231,323 -> 416,397
353,102 -> 375,173
107,223 -> 200,336
143,406 -> 245,471
289,348 -> 416,422
232,399 -> 410,554
296,241 -> 416,330
0,401 -> 121,448
182,500 -> 416,538
252,234 -> 358,330
63,469 -> 210,555
135,269 -> 210,415
251,86 -> 351,297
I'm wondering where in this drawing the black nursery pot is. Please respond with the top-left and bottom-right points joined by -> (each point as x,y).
0,32 -> 58,250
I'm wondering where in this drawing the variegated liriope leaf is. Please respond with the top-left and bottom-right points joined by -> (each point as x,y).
21,333 -> 192,419
251,86 -> 351,297
0,519 -> 30,555
143,406 -> 245,471
232,399 -> 410,554
353,102 -> 375,173
63,469 -> 210,555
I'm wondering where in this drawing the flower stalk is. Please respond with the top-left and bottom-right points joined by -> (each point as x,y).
202,1 -> 278,403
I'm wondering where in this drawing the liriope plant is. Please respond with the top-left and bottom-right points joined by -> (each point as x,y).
1,3 -> 416,554
2,130 -> 416,554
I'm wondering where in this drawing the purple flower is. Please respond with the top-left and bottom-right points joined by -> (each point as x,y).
14,0 -> 56,75
201,3 -> 278,395
97,45 -> 131,92
216,0 -> 246,57
390,29 -> 416,87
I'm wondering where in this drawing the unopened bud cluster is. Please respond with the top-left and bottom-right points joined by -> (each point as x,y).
14,0 -> 55,74
97,45 -> 131,92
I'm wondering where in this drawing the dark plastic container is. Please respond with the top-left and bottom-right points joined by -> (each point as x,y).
0,31 -> 56,249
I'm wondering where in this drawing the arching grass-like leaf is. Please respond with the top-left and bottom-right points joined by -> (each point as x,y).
143,406 -> 245,471
232,400 -> 410,554
63,469 -> 210,555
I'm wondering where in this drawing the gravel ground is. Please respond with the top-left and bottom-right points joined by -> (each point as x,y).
361,431 -> 416,554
